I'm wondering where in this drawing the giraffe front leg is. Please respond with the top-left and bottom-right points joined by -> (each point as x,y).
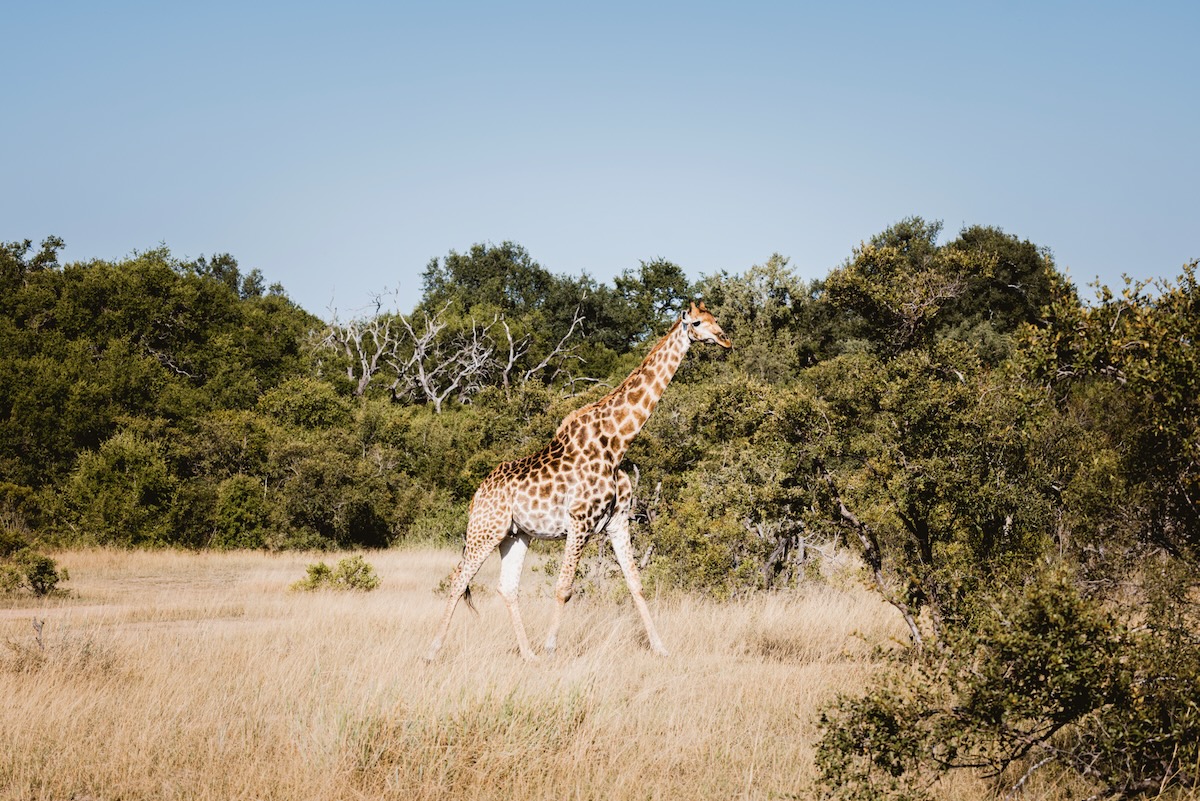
609,516 -> 669,657
497,533 -> 539,662
543,524 -> 588,656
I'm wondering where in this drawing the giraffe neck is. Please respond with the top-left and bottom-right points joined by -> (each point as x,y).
573,319 -> 691,463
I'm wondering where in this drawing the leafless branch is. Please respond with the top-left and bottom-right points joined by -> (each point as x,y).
521,305 -> 587,385
318,295 -> 597,410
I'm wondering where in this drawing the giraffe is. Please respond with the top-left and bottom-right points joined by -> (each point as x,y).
424,301 -> 732,661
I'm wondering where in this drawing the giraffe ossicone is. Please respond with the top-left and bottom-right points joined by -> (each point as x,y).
424,301 -> 732,661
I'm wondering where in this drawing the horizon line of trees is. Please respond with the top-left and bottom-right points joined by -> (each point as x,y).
2,222 -> 1197,798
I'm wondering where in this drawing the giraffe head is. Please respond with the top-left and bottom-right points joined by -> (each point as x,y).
683,301 -> 732,349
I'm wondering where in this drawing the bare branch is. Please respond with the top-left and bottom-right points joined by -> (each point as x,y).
499,317 -> 532,391
520,305 -> 587,385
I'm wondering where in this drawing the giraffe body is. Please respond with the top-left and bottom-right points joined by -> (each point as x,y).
424,302 -> 731,661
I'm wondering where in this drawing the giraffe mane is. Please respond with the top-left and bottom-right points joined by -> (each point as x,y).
553,318 -> 684,437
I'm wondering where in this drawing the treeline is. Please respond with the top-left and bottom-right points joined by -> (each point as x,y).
2,223 -> 1198,797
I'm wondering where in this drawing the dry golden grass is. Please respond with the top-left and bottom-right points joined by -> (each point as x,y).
1,547 -> 984,800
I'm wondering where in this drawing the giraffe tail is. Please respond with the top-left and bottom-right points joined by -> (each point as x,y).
456,530 -> 479,615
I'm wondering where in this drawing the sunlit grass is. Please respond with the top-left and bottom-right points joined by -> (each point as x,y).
1,547 -> 985,800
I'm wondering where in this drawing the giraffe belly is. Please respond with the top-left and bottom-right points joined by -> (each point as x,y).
521,527 -> 568,541
510,487 -> 617,541
510,482 -> 578,540
506,468 -> 617,541
511,506 -> 571,540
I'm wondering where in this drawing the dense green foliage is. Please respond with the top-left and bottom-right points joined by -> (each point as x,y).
2,226 -> 1197,796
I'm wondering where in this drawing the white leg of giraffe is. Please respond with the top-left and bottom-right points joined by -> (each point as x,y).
543,519 -> 589,655
609,472 -> 669,656
496,533 -> 539,662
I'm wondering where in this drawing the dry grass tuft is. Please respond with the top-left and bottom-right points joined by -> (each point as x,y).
0,547 -> 990,800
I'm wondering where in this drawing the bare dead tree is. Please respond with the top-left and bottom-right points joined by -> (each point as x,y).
396,309 -> 495,413
319,298 -> 494,410
318,292 -> 409,397
319,294 -> 598,410
494,304 -> 590,395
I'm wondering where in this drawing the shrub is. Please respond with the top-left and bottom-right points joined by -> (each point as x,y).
20,551 -> 69,596
291,554 -> 380,592
814,566 -> 1199,800
0,562 -> 20,593
1,548 -> 69,597
61,431 -> 176,546
212,474 -> 272,549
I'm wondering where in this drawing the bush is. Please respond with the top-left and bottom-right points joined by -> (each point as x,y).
212,474 -> 272,549
0,562 -> 21,594
814,566 -> 1199,800
61,431 -> 176,546
1,548 -> 69,597
291,554 -> 380,592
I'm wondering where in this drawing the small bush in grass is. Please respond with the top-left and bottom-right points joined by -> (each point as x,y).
291,554 -> 380,592
1,547 -> 70,598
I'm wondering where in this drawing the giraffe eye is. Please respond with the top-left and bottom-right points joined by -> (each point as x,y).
690,319 -> 701,327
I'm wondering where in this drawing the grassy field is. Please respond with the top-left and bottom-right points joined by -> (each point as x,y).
1,547 -> 983,800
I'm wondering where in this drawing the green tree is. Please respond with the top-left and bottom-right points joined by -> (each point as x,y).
258,377 -> 351,429
822,217 -> 972,354
61,431 -> 177,546
781,345 -> 1052,636
211,474 -> 272,549
1020,260 -> 1200,561
939,225 -> 1059,336
420,241 -> 554,316
822,218 -> 1060,362
0,236 -> 63,289
610,258 -> 693,346
0,244 -> 314,488
695,254 -> 820,381
816,565 -> 1199,800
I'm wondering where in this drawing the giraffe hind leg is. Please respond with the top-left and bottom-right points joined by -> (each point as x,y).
609,518 -> 668,656
424,555 -> 482,661
423,504 -> 508,662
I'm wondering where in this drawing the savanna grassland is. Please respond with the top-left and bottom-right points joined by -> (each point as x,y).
0,547 -> 971,801
5,232 -> 1198,798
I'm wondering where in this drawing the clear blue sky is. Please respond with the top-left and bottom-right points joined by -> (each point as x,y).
5,1 -> 1197,318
